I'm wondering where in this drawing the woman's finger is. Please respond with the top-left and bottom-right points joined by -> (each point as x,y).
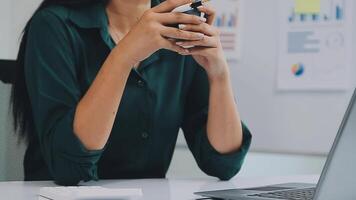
161,26 -> 205,41
176,35 -> 217,48
178,23 -> 217,36
197,5 -> 216,25
161,39 -> 190,55
160,12 -> 206,25
181,46 -> 210,56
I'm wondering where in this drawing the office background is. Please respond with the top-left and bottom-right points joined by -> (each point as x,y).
1,0 -> 355,181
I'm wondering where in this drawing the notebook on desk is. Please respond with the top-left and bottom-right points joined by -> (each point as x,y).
38,186 -> 142,200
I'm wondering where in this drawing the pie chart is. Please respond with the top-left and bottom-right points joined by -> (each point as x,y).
291,63 -> 305,77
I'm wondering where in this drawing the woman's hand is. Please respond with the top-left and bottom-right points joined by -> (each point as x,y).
175,5 -> 244,155
175,5 -> 229,82
116,0 -> 207,67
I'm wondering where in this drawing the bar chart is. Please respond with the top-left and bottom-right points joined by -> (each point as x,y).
210,0 -> 241,59
288,0 -> 345,24
215,12 -> 237,28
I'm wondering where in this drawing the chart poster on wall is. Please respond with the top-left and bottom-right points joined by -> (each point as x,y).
209,0 -> 242,60
277,0 -> 353,91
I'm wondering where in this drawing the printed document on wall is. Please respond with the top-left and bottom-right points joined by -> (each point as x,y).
277,0 -> 353,90
209,0 -> 242,60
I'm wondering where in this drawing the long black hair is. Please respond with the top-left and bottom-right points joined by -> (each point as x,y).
10,0 -> 102,143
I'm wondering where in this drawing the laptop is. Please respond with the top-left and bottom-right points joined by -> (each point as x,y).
195,89 -> 356,200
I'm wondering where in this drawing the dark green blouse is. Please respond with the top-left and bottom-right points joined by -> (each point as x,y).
23,0 -> 252,186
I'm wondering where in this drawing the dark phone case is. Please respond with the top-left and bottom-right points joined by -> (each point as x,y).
183,8 -> 201,17
170,1 -> 207,43
172,1 -> 206,27
172,9 -> 207,28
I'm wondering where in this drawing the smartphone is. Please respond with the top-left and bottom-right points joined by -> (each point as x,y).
170,0 -> 207,45
172,0 -> 205,19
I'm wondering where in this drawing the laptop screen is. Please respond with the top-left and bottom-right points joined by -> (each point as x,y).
315,90 -> 356,200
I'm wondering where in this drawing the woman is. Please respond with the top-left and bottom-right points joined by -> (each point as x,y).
11,0 -> 251,186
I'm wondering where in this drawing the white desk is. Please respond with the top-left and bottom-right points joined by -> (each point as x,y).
0,175 -> 319,200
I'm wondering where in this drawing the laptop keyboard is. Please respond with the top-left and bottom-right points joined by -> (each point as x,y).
248,187 -> 315,200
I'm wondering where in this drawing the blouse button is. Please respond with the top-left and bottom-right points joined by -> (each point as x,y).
141,132 -> 149,139
137,79 -> 145,88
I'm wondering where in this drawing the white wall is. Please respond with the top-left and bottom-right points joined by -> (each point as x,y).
168,146 -> 326,179
0,0 -> 11,59
0,0 -> 42,59
0,85 -> 8,180
0,83 -> 26,181
169,134 -> 326,179
229,0 -> 356,155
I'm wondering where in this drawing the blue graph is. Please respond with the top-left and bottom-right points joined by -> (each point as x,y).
215,13 -> 237,28
288,0 -> 345,23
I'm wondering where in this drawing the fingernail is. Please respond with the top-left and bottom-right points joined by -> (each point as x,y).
178,24 -> 186,30
179,50 -> 189,55
196,33 -> 205,38
184,49 -> 190,53
200,17 -> 207,22
176,42 -> 184,45
183,45 -> 195,49
197,6 -> 204,10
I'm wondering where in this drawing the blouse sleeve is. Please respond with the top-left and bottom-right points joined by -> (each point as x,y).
24,10 -> 103,186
